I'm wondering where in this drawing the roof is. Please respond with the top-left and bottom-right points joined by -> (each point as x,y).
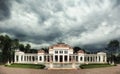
49,43 -> 72,49
38,50 -> 45,53
77,50 -> 85,53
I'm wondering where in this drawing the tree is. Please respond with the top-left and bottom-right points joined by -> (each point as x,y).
73,47 -> 81,53
12,39 -> 19,49
29,49 -> 37,53
19,44 -> 25,52
107,40 -> 120,63
0,35 -> 13,63
41,48 -> 48,53
10,39 -> 20,63
25,44 -> 31,53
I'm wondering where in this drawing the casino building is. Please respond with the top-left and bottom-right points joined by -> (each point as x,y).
14,43 -> 107,69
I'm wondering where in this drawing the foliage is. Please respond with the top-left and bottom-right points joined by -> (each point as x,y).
41,48 -> 48,53
107,40 -> 120,63
0,35 -> 32,64
5,63 -> 45,69
25,44 -> 31,53
73,47 -> 81,53
73,46 -> 86,53
0,35 -> 12,63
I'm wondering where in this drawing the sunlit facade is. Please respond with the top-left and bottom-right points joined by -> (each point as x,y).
14,43 -> 107,69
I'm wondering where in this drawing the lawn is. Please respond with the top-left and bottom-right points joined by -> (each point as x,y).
80,63 -> 116,69
5,63 -> 45,69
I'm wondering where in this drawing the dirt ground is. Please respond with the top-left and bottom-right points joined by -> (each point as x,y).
0,65 -> 120,74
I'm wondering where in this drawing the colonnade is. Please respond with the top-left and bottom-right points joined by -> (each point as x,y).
14,54 -> 107,63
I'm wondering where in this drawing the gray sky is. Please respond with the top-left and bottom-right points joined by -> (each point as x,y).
0,0 -> 120,50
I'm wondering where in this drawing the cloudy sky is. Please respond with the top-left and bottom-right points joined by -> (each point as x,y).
0,0 -> 120,50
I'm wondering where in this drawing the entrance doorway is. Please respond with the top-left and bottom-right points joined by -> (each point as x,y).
60,55 -> 63,62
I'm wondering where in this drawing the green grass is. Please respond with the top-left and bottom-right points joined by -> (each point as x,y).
80,63 -> 116,69
5,63 -> 45,69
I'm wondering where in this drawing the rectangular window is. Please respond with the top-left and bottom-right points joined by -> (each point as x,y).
55,55 -> 58,62
55,51 -> 58,54
64,51 -> 68,54
59,51 -> 63,54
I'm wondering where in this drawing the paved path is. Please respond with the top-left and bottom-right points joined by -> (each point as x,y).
0,65 -> 120,74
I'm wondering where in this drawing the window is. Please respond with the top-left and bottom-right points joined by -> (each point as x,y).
16,55 -> 19,61
55,51 -> 58,54
39,56 -> 42,61
59,51 -> 63,54
76,56 -> 78,61
64,51 -> 68,54
99,56 -> 101,62
55,55 -> 58,61
65,56 -> 67,61
80,57 -> 83,61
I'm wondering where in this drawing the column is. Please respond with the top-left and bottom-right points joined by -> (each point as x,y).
97,56 -> 100,63
42,55 -> 44,62
100,55 -> 103,63
37,56 -> 39,62
53,55 -> 55,62
14,55 -> 16,63
82,56 -> 84,62
19,55 -> 21,63
78,56 -> 80,62
68,55 -> 69,63
63,55 -> 64,63
23,55 -> 24,63
71,55 -> 73,62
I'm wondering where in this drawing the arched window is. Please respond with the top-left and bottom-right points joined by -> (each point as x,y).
90,57 -> 92,62
96,56 -> 97,62
16,55 -> 19,62
39,56 -> 42,61
99,56 -> 101,62
80,57 -> 83,61
84,57 -> 86,61
24,56 -> 26,61
32,56 -> 35,61
29,56 -> 31,61
87,57 -> 89,61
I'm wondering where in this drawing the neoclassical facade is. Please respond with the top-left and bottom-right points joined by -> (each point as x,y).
14,43 -> 107,69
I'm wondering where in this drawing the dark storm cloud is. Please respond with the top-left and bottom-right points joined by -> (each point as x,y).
114,0 -> 120,7
0,0 -> 11,20
0,0 -> 120,49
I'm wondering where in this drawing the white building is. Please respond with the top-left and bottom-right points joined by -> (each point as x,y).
14,43 -> 107,69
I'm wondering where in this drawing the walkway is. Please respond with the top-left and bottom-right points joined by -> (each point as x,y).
0,65 -> 120,74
